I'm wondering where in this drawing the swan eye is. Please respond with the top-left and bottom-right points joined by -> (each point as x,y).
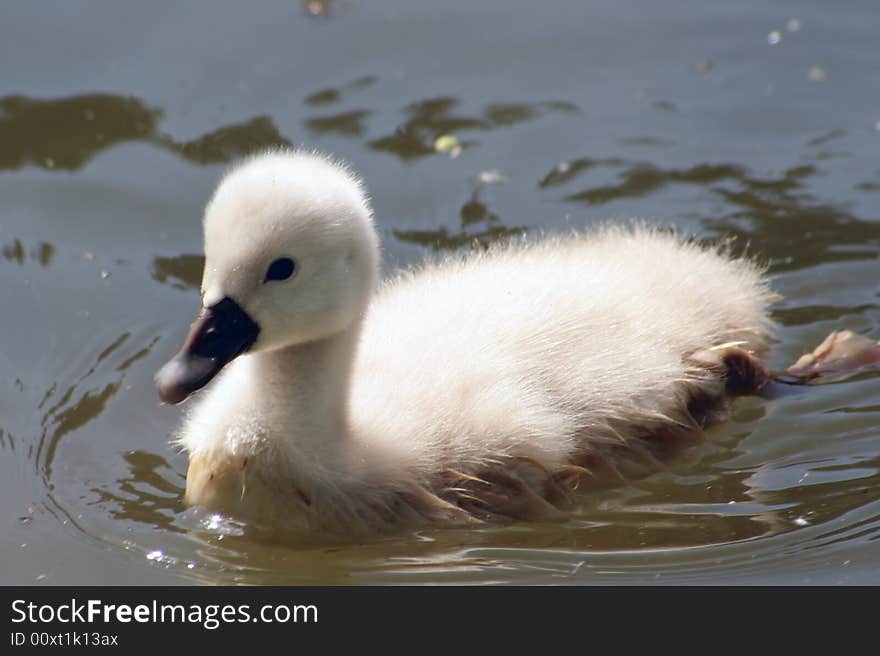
265,257 -> 296,282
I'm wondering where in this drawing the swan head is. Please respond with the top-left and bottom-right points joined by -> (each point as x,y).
155,149 -> 379,404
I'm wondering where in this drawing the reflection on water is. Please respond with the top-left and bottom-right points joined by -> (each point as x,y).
394,181 -> 526,251
542,156 -> 880,273
301,93 -> 579,160
305,110 -> 372,137
151,254 -> 204,291
367,97 -> 577,160
1,91 -> 579,174
304,76 -> 377,106
2,240 -> 54,266
0,428 -> 16,452
369,97 -> 485,159
175,116 -> 291,165
806,130 -> 848,148
539,157 -> 626,188
773,303 -> 880,327
91,451 -> 186,533
0,94 -> 161,170
618,136 -> 675,148
0,93 -> 290,171
33,331 -> 159,501
37,333 -> 129,477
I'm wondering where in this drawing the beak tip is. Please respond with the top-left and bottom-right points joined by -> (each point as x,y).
154,359 -> 194,405
155,296 -> 259,406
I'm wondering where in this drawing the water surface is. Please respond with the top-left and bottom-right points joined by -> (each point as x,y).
2,0 -> 880,584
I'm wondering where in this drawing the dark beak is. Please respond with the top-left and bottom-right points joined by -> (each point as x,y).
155,296 -> 260,404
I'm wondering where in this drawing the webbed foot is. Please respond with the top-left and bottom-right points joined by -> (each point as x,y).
777,330 -> 880,384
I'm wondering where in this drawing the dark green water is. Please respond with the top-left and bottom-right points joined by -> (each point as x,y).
2,0 -> 879,584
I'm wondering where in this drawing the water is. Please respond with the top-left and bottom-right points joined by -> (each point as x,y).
2,0 -> 879,584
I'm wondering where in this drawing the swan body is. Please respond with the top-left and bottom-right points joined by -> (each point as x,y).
156,150 -> 777,536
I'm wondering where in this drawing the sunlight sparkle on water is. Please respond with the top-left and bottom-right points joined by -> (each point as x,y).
199,512 -> 245,536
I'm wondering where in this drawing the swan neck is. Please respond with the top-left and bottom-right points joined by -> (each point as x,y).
251,325 -> 360,443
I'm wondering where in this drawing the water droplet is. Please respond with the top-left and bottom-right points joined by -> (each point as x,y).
100,269 -> 111,280
807,66 -> 827,82
794,517 -> 809,526
477,169 -> 507,186
146,549 -> 164,561
186,562 -> 196,569
767,31 -> 782,45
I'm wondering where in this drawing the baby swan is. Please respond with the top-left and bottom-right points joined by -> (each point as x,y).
156,149 -> 781,537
